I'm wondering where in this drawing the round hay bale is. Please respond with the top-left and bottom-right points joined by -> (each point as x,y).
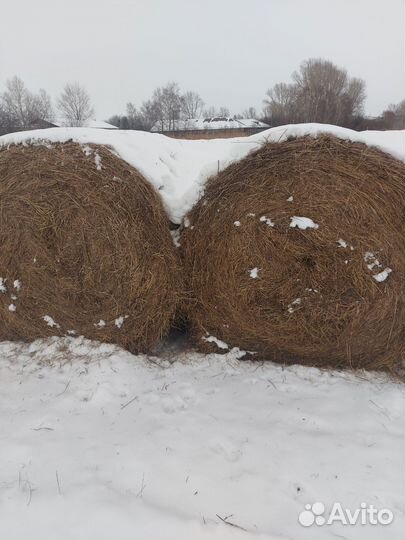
181,135 -> 405,373
0,142 -> 182,351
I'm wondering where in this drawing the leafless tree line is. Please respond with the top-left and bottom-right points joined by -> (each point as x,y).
106,59 -> 404,131
0,76 -> 54,132
263,58 -> 367,128
109,61 -> 403,131
386,100 -> 405,129
1,58 -> 404,135
0,77 -> 94,133
108,83 -> 232,131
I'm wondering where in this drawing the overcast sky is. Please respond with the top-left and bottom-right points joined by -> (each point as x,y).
0,0 -> 404,120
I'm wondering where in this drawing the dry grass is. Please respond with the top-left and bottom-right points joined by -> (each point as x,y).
181,135 -> 405,375
0,142 -> 183,352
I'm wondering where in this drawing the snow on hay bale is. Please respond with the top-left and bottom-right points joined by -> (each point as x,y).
181,135 -> 405,373
0,142 -> 182,351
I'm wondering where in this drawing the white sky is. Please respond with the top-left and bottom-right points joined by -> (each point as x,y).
0,0 -> 404,120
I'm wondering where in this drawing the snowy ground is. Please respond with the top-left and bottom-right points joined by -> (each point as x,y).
0,337 -> 403,540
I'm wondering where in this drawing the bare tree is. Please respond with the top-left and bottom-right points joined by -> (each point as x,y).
181,91 -> 204,119
218,106 -> 230,117
263,58 -> 366,127
345,77 -> 366,117
150,82 -> 183,130
263,82 -> 298,125
389,99 -> 405,115
139,99 -> 161,130
203,105 -> 230,118
2,76 -> 32,127
107,99 -> 161,132
386,99 -> 405,129
242,106 -> 258,118
0,103 -> 13,134
112,84 -> 230,132
34,88 -> 54,123
57,83 -> 94,127
1,76 -> 54,129
127,102 -> 152,130
203,106 -> 218,117
292,59 -> 347,123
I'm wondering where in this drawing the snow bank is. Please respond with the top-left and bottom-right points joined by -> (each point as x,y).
0,337 -> 403,540
1,124 -> 404,223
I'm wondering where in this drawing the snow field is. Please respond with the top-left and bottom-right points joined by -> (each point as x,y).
0,337 -> 403,540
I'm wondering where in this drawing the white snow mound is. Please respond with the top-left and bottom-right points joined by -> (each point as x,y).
0,124 -> 404,223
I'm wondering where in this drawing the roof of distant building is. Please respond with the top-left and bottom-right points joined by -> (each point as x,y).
151,117 -> 269,132
50,119 -> 118,129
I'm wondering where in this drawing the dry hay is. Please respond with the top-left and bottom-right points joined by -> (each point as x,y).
181,135 -> 405,374
0,142 -> 182,352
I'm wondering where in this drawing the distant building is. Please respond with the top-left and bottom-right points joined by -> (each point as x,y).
46,119 -> 119,130
1,119 -> 119,135
151,117 -> 270,139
